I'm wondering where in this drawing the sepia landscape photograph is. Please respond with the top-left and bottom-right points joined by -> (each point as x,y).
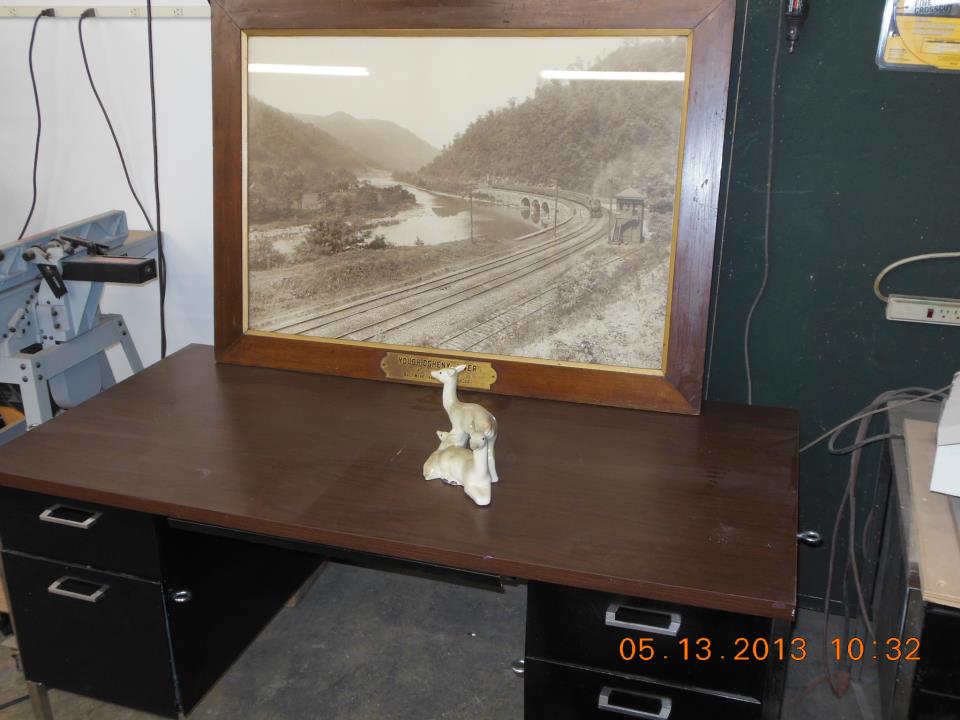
246,33 -> 688,370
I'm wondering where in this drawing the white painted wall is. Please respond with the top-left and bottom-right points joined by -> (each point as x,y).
0,1 -> 213,377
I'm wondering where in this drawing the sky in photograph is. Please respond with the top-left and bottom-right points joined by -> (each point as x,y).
248,35 -> 684,149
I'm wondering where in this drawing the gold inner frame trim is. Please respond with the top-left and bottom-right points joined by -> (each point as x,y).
240,28 -> 693,378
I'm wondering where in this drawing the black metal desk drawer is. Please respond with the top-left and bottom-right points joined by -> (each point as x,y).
1,550 -> 178,718
526,582 -> 770,698
0,487 -> 161,578
524,658 -> 763,720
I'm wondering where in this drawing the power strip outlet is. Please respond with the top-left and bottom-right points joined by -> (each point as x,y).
887,294 -> 960,327
1,5 -> 209,18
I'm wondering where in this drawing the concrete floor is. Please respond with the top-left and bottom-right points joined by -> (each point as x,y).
0,562 -> 881,719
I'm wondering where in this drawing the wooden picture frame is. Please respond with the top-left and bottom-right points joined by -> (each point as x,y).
212,0 -> 735,413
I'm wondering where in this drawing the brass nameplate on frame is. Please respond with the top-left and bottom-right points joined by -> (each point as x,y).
380,352 -> 497,389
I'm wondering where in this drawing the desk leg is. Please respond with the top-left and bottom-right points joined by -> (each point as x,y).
762,619 -> 791,720
26,681 -> 53,720
285,565 -> 325,608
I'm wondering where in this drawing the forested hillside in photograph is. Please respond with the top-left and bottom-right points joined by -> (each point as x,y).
248,98 -> 369,223
298,111 -> 439,173
407,38 -> 685,203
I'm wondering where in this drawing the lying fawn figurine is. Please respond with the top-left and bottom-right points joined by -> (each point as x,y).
423,431 -> 492,506
429,365 -> 499,483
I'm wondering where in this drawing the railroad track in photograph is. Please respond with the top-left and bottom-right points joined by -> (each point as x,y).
439,249 -> 640,352
346,219 -> 610,344
268,194 -> 607,343
265,198 -> 584,335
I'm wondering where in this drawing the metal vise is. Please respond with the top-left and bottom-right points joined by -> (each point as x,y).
0,210 -> 157,443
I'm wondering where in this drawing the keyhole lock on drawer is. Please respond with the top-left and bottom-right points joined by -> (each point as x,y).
169,589 -> 193,604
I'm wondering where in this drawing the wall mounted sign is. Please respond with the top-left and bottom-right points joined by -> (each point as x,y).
212,0 -> 735,413
878,0 -> 960,72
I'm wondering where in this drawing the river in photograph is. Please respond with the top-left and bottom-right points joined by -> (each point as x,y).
361,175 -> 540,247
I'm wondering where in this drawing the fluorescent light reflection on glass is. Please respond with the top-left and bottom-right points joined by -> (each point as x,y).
540,70 -> 684,82
248,63 -> 370,77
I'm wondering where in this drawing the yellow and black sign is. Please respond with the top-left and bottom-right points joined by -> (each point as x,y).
380,352 -> 497,389
879,0 -> 960,72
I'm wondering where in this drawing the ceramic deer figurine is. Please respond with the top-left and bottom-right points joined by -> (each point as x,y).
423,432 -> 492,506
429,365 -> 499,483
423,431 -> 469,486
435,428 -> 469,450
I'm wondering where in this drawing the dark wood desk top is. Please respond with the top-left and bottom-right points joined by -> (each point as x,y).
0,345 -> 798,619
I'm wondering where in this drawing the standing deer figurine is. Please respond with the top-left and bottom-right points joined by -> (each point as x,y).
429,365 -> 499,483
423,432 -> 492,506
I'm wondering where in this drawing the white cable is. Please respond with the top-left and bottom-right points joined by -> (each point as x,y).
743,7 -> 784,405
873,251 -> 960,303
800,385 -> 950,454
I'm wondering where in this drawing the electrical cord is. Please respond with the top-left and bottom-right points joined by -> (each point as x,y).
873,251 -> 960,303
78,9 -> 155,232
17,8 -> 55,241
742,7 -> 784,405
822,406 -> 873,697
704,0 -> 752,397
812,384 -> 949,697
800,385 -> 950,453
145,0 -> 168,358
828,431 -> 900,455
0,695 -> 30,712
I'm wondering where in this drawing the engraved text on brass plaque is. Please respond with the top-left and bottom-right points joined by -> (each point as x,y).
380,352 -> 497,390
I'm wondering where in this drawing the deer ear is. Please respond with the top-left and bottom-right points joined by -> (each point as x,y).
454,364 -> 467,373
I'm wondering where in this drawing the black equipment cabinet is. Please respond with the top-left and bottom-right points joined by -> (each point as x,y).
0,486 -> 322,718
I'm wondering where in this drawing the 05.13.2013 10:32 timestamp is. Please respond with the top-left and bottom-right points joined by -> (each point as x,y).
617,636 -> 921,663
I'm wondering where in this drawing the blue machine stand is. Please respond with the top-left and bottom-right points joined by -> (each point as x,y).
0,211 -> 158,444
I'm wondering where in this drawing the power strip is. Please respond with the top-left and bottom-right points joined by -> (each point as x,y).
1,5 -> 209,18
887,294 -> 960,327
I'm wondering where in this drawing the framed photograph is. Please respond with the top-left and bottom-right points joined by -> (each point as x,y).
213,0 -> 735,413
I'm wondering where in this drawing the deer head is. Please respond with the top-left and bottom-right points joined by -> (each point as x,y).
430,364 -> 467,383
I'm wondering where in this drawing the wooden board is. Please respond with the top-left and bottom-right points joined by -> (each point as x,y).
0,345 -> 798,619
904,419 -> 960,610
0,579 -> 7,615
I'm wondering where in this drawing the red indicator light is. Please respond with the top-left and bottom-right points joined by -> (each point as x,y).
927,308 -> 935,319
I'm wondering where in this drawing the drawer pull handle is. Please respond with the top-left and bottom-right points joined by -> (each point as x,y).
599,687 -> 672,719
605,601 -> 681,636
48,577 -> 109,603
39,504 -> 102,530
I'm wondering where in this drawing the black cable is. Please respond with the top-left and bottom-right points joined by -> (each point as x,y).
17,9 -> 54,241
78,9 -> 155,232
145,0 -> 167,358
0,695 -> 30,712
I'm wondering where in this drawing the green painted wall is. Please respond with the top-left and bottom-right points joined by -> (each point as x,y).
704,0 -> 960,606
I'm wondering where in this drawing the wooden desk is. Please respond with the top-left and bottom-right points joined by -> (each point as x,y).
0,344 -> 798,719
